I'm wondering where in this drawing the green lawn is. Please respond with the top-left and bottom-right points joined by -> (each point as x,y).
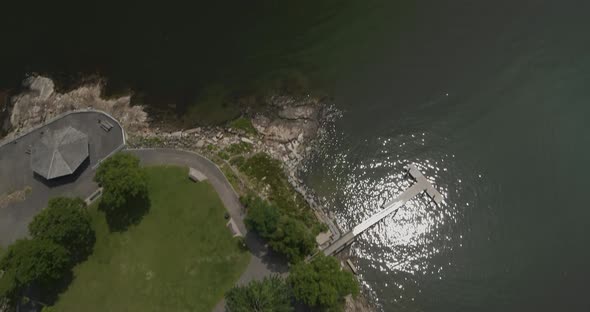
53,166 -> 250,311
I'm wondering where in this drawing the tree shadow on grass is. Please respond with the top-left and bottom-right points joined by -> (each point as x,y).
100,194 -> 151,232
18,270 -> 74,311
71,231 -> 97,265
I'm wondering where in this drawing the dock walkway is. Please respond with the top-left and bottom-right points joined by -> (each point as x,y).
321,164 -> 442,256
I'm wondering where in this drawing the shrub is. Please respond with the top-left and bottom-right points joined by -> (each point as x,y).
288,254 -> 359,311
228,117 -> 257,135
244,197 -> 280,240
230,155 -> 245,168
225,275 -> 292,312
244,195 -> 316,262
225,142 -> 253,156
269,216 -> 316,263
239,153 -> 319,231
217,150 -> 230,160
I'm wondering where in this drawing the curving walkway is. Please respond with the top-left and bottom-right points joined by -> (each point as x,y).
127,148 -> 288,312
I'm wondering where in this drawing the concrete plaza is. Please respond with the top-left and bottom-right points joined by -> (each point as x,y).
0,110 -> 124,246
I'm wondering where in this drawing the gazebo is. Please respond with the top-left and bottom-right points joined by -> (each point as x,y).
31,126 -> 89,180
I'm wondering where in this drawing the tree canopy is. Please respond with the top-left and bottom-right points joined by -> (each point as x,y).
244,195 -> 315,262
0,239 -> 70,299
94,153 -> 149,230
288,254 -> 359,311
29,197 -> 95,262
244,195 -> 280,239
269,216 -> 316,263
225,275 -> 293,312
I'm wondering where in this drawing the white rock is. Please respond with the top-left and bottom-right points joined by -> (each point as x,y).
171,131 -> 183,138
184,128 -> 201,134
278,105 -> 318,120
240,137 -> 254,144
26,76 -> 55,101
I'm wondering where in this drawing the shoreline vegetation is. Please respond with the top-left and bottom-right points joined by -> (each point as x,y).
0,76 -> 372,311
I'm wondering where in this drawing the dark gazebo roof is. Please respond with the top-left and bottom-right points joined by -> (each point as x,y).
31,126 -> 89,179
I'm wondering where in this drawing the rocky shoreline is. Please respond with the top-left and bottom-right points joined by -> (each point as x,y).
129,95 -> 342,238
1,76 -> 341,242
1,76 -> 373,312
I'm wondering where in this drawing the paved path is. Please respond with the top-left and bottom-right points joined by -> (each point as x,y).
127,149 -> 288,312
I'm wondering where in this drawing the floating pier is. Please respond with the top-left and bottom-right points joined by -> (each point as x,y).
321,164 -> 442,257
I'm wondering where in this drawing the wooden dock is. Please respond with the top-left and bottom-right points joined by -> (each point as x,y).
321,164 -> 442,256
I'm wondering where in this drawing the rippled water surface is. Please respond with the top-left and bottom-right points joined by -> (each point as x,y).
303,1 -> 590,311
2,1 -> 590,311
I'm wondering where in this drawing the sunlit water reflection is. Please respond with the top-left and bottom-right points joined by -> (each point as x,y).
302,116 -> 485,310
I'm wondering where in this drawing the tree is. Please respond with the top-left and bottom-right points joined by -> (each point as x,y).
225,275 -> 293,312
0,239 -> 70,300
243,196 -> 316,262
269,216 -> 316,263
0,269 -> 18,302
94,153 -> 149,230
244,196 -> 280,239
29,197 -> 95,262
288,254 -> 359,311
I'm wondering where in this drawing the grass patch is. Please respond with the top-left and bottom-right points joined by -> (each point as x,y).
238,153 -> 320,233
219,163 -> 243,193
52,166 -> 249,312
224,142 -> 253,156
218,142 -> 253,161
217,150 -> 230,160
229,155 -> 246,168
206,144 -> 218,152
136,136 -> 163,147
228,117 -> 257,135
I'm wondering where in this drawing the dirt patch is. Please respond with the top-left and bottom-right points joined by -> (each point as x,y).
0,186 -> 32,209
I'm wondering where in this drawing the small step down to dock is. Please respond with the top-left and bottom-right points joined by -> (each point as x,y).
320,164 -> 442,257
346,259 -> 359,275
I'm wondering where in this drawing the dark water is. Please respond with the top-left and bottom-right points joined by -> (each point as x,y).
0,0 -> 377,109
2,1 -> 590,311
303,1 -> 590,311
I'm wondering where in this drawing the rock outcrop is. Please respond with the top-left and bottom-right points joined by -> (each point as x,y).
251,95 -> 322,143
0,90 -> 10,134
2,76 -> 149,141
